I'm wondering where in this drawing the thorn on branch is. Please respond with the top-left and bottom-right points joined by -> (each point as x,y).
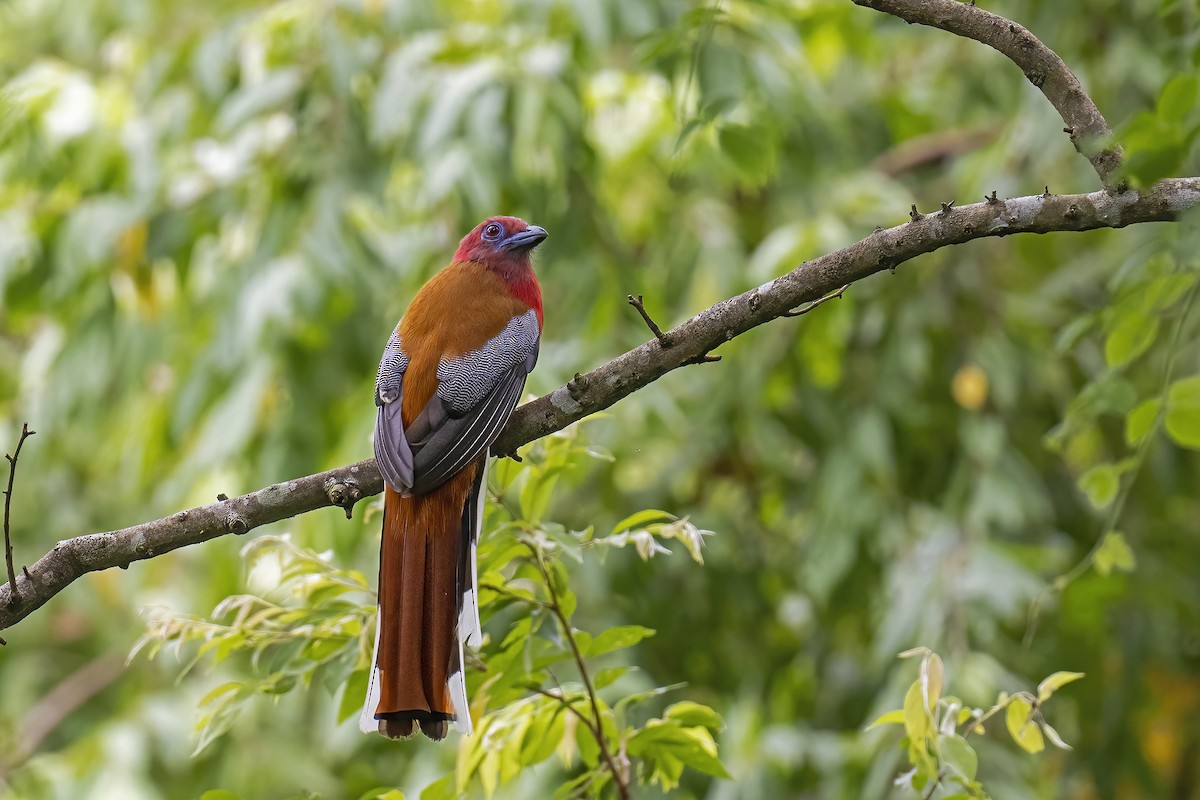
941,200 -> 955,214
216,493 -> 229,502
1043,185 -> 1052,197
986,191 -> 1000,204
567,372 -> 589,401
909,204 -> 923,221
4,422 -> 36,610
627,295 -> 671,346
1063,127 -> 1073,135
783,285 -> 850,317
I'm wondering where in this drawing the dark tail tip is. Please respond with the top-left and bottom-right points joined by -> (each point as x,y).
379,718 -> 416,739
377,711 -> 453,741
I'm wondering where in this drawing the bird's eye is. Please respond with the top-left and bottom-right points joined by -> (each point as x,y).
483,223 -> 503,240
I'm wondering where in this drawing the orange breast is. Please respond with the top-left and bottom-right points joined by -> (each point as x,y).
398,261 -> 533,425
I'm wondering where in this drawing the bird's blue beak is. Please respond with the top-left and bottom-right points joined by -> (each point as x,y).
500,225 -> 548,252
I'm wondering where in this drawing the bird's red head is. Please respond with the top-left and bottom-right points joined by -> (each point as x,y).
454,215 -> 546,324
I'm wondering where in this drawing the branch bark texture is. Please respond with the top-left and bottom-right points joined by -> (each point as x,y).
2,178 -> 1198,634
851,0 -> 1125,189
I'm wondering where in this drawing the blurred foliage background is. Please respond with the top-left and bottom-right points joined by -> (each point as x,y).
2,0 -> 1200,797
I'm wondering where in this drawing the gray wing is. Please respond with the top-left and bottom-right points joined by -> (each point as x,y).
407,310 -> 540,494
373,310 -> 540,496
373,327 -> 414,494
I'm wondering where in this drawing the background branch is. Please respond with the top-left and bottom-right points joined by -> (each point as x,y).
0,178 -> 1197,635
851,0 -> 1125,189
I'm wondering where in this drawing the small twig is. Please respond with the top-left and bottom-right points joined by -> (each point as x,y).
959,692 -> 1027,740
533,547 -> 631,799
627,295 -> 670,345
3,422 -> 36,617
782,285 -> 850,317
530,686 -> 594,731
478,580 -> 551,609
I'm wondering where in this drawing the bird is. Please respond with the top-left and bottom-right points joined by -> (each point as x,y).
359,216 -> 546,741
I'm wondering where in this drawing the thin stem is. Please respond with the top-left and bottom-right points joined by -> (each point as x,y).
1024,276 -> 1200,646
921,768 -> 947,800
532,547 -> 631,800
3,423 -> 35,619
959,691 -> 1030,740
530,686 -> 594,731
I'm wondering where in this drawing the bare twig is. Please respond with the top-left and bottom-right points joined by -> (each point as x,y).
3,422 -> 36,618
851,0 -> 1124,189
627,294 -> 670,345
0,181 -> 1199,634
782,284 -> 850,317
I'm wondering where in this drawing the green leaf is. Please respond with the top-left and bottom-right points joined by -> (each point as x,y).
1041,720 -> 1074,750
718,123 -> 776,185
1158,73 -> 1199,123
1165,375 -> 1200,449
575,715 -> 600,767
356,789 -> 405,800
1094,531 -> 1136,576
1105,310 -> 1159,368
1077,463 -> 1120,510
479,746 -> 501,799
864,709 -> 906,730
586,625 -> 655,657
937,734 -> 978,781
339,669 -> 369,724
1037,671 -> 1085,702
664,701 -> 724,730
593,666 -> 632,689
609,509 -> 675,536
1125,399 -> 1161,446
627,721 -> 731,783
1005,697 -> 1045,754
920,651 -> 943,711
903,680 -> 932,745
520,704 -> 566,766
419,775 -> 456,800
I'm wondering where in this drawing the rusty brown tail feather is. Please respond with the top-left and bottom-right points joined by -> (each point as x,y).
368,465 -> 477,740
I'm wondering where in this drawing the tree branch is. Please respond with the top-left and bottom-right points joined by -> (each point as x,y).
0,179 -> 1197,635
2,182 -> 1199,633
851,0 -> 1124,190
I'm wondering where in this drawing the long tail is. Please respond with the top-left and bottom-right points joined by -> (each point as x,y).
359,458 -> 486,740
